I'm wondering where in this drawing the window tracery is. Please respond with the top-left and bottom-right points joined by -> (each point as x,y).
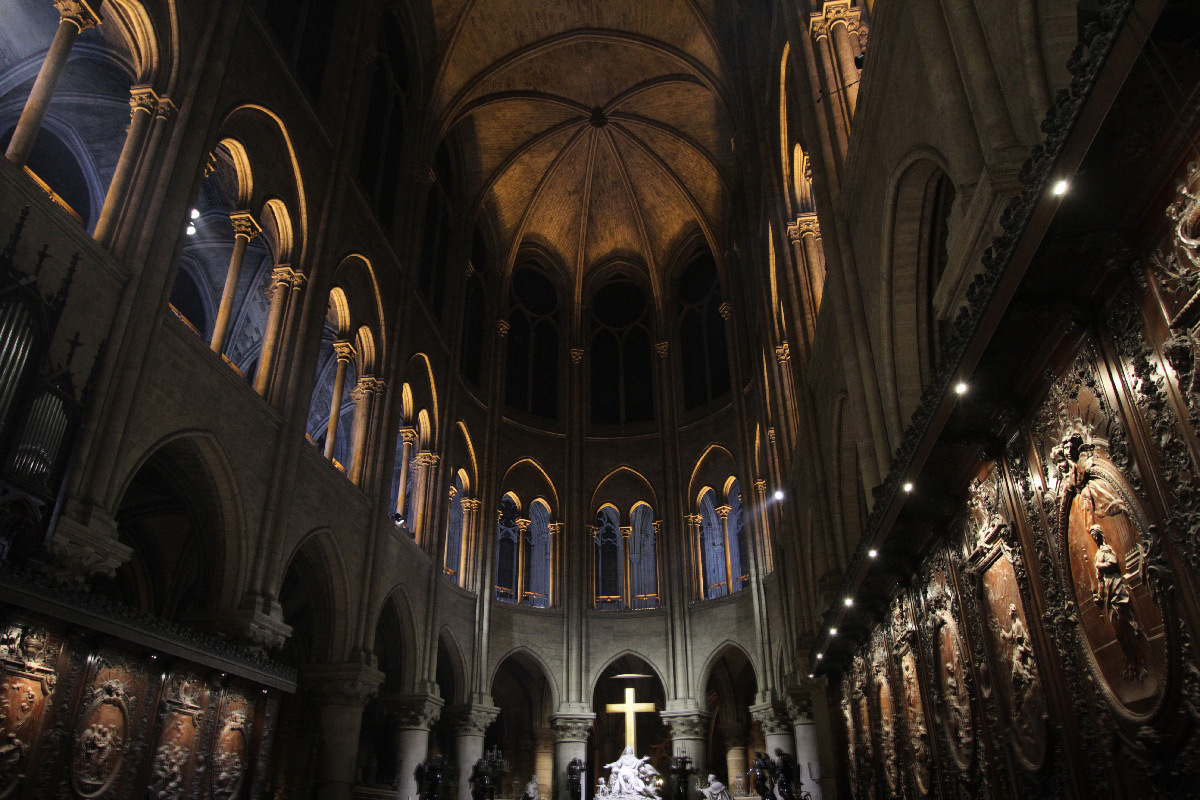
505,265 -> 560,420
677,251 -> 731,410
589,276 -> 654,425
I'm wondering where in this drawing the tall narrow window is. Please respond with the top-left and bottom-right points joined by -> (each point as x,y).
505,265 -> 559,419
594,506 -> 623,610
495,496 -> 520,603
727,480 -> 749,592
419,145 -> 454,319
590,277 -> 654,425
698,489 -> 728,599
628,504 -> 659,609
923,172 -> 956,373
264,0 -> 342,98
358,14 -> 409,231
460,230 -> 488,388
524,501 -> 552,608
677,251 -> 731,410
444,474 -> 465,584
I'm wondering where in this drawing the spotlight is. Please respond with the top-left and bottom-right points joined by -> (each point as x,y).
868,549 -> 878,558
903,482 -> 914,493
955,382 -> 968,395
190,208 -> 200,219
829,627 -> 838,636
816,653 -> 823,659
808,673 -> 814,679
186,224 -> 197,236
1052,179 -> 1070,196
774,490 -> 785,501
844,597 -> 854,607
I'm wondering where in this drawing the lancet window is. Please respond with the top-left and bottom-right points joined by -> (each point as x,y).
696,480 -> 749,600
263,0 -> 342,98
494,495 -> 554,607
358,10 -> 409,230
505,265 -> 560,419
419,145 -> 454,319
590,276 -> 654,425
445,473 -> 466,583
677,251 -> 731,410
460,231 -> 489,388
594,504 -> 659,610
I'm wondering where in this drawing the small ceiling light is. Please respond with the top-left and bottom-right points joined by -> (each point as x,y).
844,597 -> 854,607
868,549 -> 878,558
774,490 -> 784,501
1052,179 -> 1070,196
955,382 -> 968,395
829,627 -> 838,635
262,688 -> 269,694
186,224 -> 197,236
808,673 -> 814,679
903,482 -> 914,493
393,513 -> 405,526
190,208 -> 200,219
815,653 -> 823,659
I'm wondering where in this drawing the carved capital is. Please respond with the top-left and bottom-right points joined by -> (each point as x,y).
718,302 -> 733,321
767,427 -> 777,444
154,97 -> 178,122
794,214 -> 820,239
302,663 -> 385,708
414,451 -> 439,468
460,497 -> 482,512
399,426 -> 419,446
570,347 -> 584,365
754,478 -> 768,496
229,211 -> 261,241
749,702 -> 792,736
660,710 -> 710,740
683,513 -> 703,527
548,522 -> 564,535
46,512 -> 131,583
380,692 -> 444,730
54,0 -> 102,31
550,713 -> 595,743
351,376 -> 385,401
446,703 -> 501,737
715,505 -> 732,521
809,15 -> 829,40
193,597 -> 293,652
654,341 -> 669,358
497,319 -> 511,337
332,339 -> 356,363
128,85 -> 158,115
775,341 -> 791,363
786,691 -> 814,724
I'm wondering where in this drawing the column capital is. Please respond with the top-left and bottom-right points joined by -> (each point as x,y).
460,497 -> 482,512
718,301 -> 733,321
754,478 -> 768,496
793,213 -> 821,239
786,690 -> 814,724
414,450 -> 439,468
54,0 -> 102,31
548,522 -> 564,535
379,692 -> 444,730
497,319 -> 511,337
154,97 -> 178,122
399,426 -> 419,445
683,513 -> 703,526
332,339 -> 356,362
570,347 -> 584,364
128,85 -> 158,115
446,703 -> 501,737
749,701 -> 792,736
775,341 -> 791,363
229,210 -> 261,240
659,710 -> 710,740
301,662 -> 385,708
809,14 -> 829,40
715,505 -> 732,521
767,427 -> 777,445
550,713 -> 595,743
654,341 -> 669,358
351,375 -> 385,401
517,518 -> 532,532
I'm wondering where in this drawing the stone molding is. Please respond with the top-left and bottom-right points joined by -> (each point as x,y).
550,713 -> 595,743
301,662 -> 385,708
54,0 -> 102,30
660,710 -> 710,740
229,210 -> 261,240
380,692 -> 444,730
128,85 -> 158,115
47,512 -> 131,582
447,703 -> 501,737
750,702 -> 792,736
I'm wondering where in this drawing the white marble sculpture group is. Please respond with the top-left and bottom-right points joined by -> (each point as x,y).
596,747 -> 662,800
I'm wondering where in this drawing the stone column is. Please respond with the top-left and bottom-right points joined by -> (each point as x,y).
449,704 -> 501,800
534,728 -> 555,798
661,710 -> 710,773
382,693 -> 443,800
93,85 -> 156,244
303,663 -> 385,800
410,451 -> 439,541
5,0 -> 101,168
551,713 -> 594,800
112,97 -> 176,254
349,376 -> 384,484
210,211 -> 262,354
254,266 -> 300,396
684,513 -> 703,599
749,702 -> 794,758
394,427 -> 418,518
787,694 -> 822,800
715,506 -> 733,595
324,340 -> 355,459
723,735 -> 748,794
825,3 -> 864,114
459,498 -> 482,585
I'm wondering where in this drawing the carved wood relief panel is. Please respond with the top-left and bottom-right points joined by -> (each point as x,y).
0,608 -> 280,800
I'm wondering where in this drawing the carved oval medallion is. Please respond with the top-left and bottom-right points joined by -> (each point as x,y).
877,670 -> 900,795
211,716 -> 247,798
1054,437 -> 1167,718
900,650 -> 931,796
935,616 -> 975,772
71,687 -> 127,798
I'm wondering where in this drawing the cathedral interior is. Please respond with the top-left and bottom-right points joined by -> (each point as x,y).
2,0 -> 1200,798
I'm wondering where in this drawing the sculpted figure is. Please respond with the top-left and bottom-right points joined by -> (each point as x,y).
596,778 -> 609,797
1089,525 -> 1149,680
999,603 -> 1038,714
747,752 -> 773,800
699,774 -> 732,800
523,775 -> 540,800
604,746 -> 651,798
567,758 -> 585,800
773,749 -> 797,800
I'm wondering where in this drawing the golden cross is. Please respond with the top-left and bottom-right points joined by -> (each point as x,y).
605,686 -> 656,754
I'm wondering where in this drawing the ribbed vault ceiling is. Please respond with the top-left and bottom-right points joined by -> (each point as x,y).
430,0 -> 734,294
